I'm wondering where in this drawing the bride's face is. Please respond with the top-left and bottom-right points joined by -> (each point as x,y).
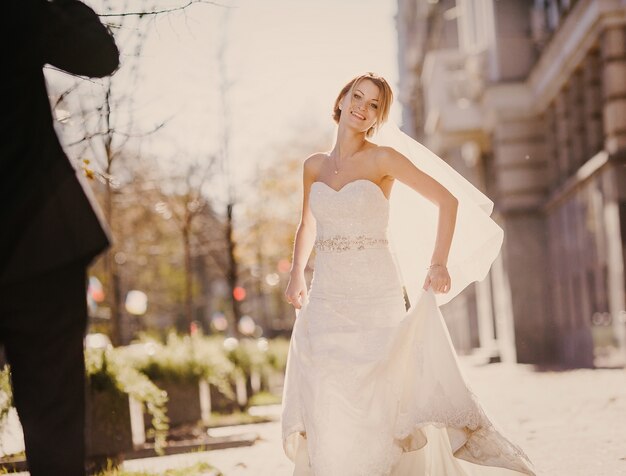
339,79 -> 381,134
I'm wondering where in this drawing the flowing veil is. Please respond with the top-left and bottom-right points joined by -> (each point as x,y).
370,121 -> 504,308
368,123 -> 536,475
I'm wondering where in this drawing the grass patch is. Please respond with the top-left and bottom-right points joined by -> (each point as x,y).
95,460 -> 222,475
206,410 -> 274,428
247,391 -> 282,406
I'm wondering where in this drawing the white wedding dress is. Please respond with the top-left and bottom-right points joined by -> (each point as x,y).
281,179 -> 536,476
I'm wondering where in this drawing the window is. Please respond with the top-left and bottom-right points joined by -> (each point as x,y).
456,0 -> 495,54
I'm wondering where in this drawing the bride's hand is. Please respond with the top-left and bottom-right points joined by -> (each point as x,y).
423,265 -> 451,294
285,272 -> 308,310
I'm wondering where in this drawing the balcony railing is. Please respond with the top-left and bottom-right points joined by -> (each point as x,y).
531,0 -> 581,50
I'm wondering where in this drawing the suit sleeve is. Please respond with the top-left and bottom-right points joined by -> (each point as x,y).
40,0 -> 120,78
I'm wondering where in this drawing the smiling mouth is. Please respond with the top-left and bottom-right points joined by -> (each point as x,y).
351,111 -> 366,120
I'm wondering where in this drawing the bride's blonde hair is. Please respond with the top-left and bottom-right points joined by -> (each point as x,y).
332,72 -> 393,137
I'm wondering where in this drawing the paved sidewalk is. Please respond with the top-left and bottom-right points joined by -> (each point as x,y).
124,419 -> 290,476
124,359 -> 626,476
459,360 -> 626,476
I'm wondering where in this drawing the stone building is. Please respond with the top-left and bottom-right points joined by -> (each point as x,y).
396,0 -> 626,367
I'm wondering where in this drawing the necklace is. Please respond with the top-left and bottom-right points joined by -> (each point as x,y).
330,141 -> 366,175
331,153 -> 340,175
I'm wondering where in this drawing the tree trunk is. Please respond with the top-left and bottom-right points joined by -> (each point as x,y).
102,85 -> 123,345
226,202 -> 241,335
104,176 -> 122,346
254,226 -> 269,330
183,224 -> 194,331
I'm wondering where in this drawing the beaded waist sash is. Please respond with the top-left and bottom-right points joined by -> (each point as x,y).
314,234 -> 389,253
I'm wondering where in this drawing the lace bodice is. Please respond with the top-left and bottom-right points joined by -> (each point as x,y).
306,180 -> 403,302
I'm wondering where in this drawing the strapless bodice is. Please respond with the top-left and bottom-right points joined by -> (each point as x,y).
310,180 -> 390,251
308,179 -> 403,301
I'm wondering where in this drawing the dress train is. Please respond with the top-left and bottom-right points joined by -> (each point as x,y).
283,289 -> 535,476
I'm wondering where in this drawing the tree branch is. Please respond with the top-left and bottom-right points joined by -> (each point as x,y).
66,121 -> 167,147
98,0 -> 230,18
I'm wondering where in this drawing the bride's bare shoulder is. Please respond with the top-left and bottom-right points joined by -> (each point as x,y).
303,152 -> 327,175
371,144 -> 399,157
369,144 -> 402,165
304,152 -> 327,164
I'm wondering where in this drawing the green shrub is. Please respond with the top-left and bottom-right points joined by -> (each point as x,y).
85,348 -> 168,452
224,338 -> 270,377
120,333 -> 235,401
266,337 -> 290,373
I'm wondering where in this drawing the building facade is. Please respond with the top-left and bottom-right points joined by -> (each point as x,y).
397,0 -> 626,367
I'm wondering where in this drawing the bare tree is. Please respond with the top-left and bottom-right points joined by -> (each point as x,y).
48,0 -> 229,342
50,1 -> 173,343
154,158 -> 225,329
213,7 -> 244,336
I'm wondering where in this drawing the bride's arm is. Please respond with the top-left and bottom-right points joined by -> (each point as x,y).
377,147 -> 458,294
285,155 -> 320,308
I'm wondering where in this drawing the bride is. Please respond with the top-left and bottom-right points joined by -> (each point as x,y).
281,72 -> 536,476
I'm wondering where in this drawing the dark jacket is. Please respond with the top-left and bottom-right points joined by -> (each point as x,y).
1,0 -> 119,285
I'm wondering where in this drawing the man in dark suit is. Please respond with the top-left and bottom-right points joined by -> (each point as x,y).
0,1 -> 119,474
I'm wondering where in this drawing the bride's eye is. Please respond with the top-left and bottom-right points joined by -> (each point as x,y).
370,103 -> 378,110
